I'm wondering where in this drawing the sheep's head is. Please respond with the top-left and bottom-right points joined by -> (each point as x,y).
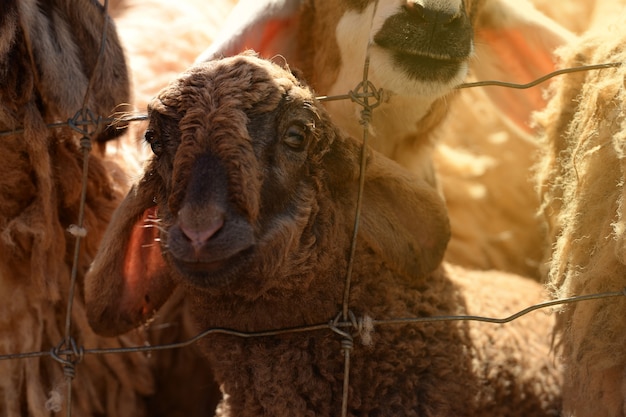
143,55 -> 331,289
85,53 -> 450,336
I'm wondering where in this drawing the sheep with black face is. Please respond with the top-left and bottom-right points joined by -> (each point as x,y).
85,53 -> 561,417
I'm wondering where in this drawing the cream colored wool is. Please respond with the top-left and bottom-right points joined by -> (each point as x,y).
434,0 -> 600,279
533,17 -> 626,416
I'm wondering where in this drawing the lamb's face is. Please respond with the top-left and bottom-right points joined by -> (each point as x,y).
85,54 -> 451,335
143,55 -> 330,290
334,0 -> 476,98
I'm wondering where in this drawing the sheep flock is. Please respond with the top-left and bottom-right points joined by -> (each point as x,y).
1,0 -> 626,416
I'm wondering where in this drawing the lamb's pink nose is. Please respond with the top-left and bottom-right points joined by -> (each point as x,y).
180,216 -> 224,249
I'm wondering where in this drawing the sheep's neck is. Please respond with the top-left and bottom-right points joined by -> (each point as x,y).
188,267 -> 346,333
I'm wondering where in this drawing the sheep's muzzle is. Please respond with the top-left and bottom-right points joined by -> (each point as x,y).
373,3 -> 473,83
165,152 -> 256,288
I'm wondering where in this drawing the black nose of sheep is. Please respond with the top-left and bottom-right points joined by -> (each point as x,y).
165,151 -> 256,285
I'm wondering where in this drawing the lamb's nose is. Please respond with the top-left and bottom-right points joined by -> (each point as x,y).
180,215 -> 224,249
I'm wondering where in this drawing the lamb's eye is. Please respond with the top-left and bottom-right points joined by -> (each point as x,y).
144,129 -> 163,156
283,124 -> 307,151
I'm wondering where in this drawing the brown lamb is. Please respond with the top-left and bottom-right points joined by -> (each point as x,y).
85,53 -> 561,417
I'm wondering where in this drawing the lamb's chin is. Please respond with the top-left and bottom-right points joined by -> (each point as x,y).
369,47 -> 469,98
170,247 -> 254,289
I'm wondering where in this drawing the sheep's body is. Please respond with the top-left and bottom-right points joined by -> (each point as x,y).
532,15 -> 626,417
435,0 -> 626,281
0,133 -> 155,417
432,0 -> 608,278
199,262 -> 560,417
85,54 -> 561,417
193,257 -> 562,417
0,1 -> 155,415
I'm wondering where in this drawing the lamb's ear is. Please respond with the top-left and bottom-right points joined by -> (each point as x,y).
195,0 -> 302,63
471,0 -> 575,132
359,152 -> 451,280
85,184 -> 176,337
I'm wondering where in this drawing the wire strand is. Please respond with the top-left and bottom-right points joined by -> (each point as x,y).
1,63 -> 622,138
1,288 -> 623,362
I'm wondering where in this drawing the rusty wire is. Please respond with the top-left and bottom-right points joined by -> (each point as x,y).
1,3 -> 626,416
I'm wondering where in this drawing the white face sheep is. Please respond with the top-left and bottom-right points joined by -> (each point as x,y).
533,14 -> 626,417
85,53 -> 561,417
198,0 -> 573,278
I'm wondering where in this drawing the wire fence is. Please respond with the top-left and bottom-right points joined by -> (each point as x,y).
1,1 -> 626,416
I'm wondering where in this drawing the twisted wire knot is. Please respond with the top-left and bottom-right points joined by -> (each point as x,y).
359,108 -> 373,127
330,311 -> 362,354
50,338 -> 84,380
329,311 -> 377,349
68,108 -> 100,139
348,80 -> 383,127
